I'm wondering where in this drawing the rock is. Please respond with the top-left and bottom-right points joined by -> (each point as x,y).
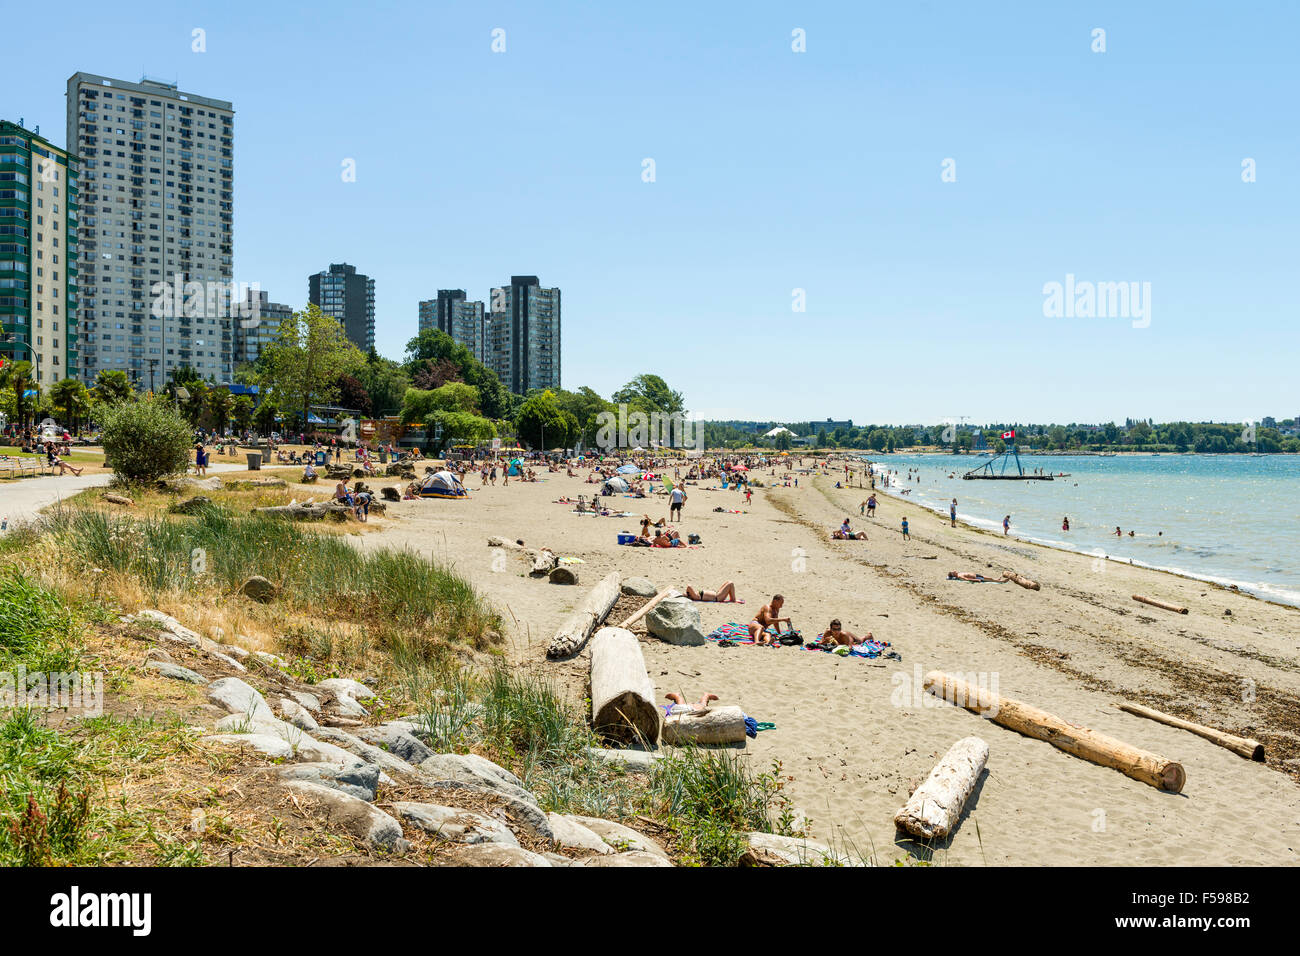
280,698 -> 319,731
454,844 -> 552,867
135,610 -> 203,647
145,660 -> 208,684
316,678 -> 376,701
380,486 -> 400,501
572,851 -> 674,867
252,650 -> 289,669
621,576 -> 657,598
549,565 -> 579,585
281,780 -> 408,850
415,780 -> 554,840
206,677 -> 272,719
101,493 -> 133,505
419,753 -> 539,807
288,690 -> 322,712
356,726 -> 433,765
542,852 -> 574,866
392,802 -> 519,846
164,476 -> 223,492
564,816 -> 668,859
739,832 -> 854,867
217,643 -> 251,660
311,727 -> 426,780
168,495 -> 212,515
145,648 -> 173,664
548,814 -> 615,855
209,651 -> 247,672
645,596 -> 707,646
276,761 -> 381,801
240,575 -> 278,603
331,694 -> 370,718
587,747 -> 661,772
487,536 -> 506,548
202,733 -> 293,759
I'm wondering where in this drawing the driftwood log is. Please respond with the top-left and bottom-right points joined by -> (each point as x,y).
252,502 -> 354,522
893,736 -> 989,839
590,626 -> 661,746
662,704 -> 747,746
1117,702 -> 1264,761
546,571 -> 622,659
1005,571 -> 1040,591
530,550 -> 558,576
615,588 -> 677,629
923,671 -> 1185,792
1132,594 -> 1188,614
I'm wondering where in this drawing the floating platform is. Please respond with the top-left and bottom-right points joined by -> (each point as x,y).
962,446 -> 1069,481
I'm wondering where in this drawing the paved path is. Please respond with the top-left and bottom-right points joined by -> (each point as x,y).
0,462 -> 248,533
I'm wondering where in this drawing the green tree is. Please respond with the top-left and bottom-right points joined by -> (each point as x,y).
355,354 -> 411,418
231,395 -> 255,432
252,398 -> 279,434
515,390 -> 572,449
774,431 -> 793,451
206,387 -> 234,434
400,383 -> 482,422
612,374 -> 684,416
92,369 -> 133,408
100,397 -> 194,484
49,378 -> 91,432
262,303 -> 367,428
0,360 -> 35,427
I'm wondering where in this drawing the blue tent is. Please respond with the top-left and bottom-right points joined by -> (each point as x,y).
616,464 -> 639,475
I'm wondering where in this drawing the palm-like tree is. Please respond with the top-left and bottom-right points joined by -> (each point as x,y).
49,377 -> 91,433
0,360 -> 35,427
93,369 -> 133,407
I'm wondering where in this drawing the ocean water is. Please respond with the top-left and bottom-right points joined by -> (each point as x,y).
865,453 -> 1300,607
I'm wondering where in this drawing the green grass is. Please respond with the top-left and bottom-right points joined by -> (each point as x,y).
37,505 -> 502,654
0,568 -> 83,672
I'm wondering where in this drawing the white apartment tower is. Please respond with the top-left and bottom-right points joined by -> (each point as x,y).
66,73 -> 234,386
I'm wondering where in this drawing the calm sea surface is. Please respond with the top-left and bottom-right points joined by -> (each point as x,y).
864,453 -> 1300,606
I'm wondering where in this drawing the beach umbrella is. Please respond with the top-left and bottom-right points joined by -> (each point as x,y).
733,465 -> 749,471
616,464 -> 639,475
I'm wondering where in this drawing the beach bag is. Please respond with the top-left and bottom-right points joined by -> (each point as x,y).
688,533 -> 701,544
777,631 -> 803,646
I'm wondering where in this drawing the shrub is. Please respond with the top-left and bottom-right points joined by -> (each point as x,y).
99,397 -> 193,484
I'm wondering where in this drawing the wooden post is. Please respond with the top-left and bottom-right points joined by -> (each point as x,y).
1132,594 -> 1188,614
1117,702 -> 1264,761
923,671 -> 1185,793
590,627 -> 661,746
893,736 -> 989,840
662,705 -> 747,746
546,571 -> 621,659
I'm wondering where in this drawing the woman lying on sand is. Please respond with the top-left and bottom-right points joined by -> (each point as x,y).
685,581 -> 740,602
948,570 -> 1012,583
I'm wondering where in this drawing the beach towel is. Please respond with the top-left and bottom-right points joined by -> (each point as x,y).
707,622 -> 755,644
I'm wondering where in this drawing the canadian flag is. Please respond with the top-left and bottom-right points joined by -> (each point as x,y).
1001,430 -> 1015,439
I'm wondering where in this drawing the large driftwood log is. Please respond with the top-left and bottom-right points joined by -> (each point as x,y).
1117,702 -> 1264,761
530,550 -> 558,576
546,571 -> 622,659
923,671 -> 1185,792
615,588 -> 677,629
893,736 -> 989,839
251,502 -> 354,522
590,627 -> 661,746
662,704 -> 747,746
1132,594 -> 1188,614
1005,571 -> 1040,591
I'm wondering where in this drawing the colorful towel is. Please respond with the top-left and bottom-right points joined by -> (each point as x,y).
802,637 -> 892,659
707,622 -> 755,644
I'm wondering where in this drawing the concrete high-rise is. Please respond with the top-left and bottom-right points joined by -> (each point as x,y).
66,73 -> 234,385
485,275 -> 560,394
0,120 -> 81,385
309,262 -> 374,353
233,288 -> 293,366
419,290 -> 485,362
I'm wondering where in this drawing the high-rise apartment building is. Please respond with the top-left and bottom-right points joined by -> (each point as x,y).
309,262 -> 374,353
418,289 -> 485,361
66,73 -> 234,386
418,289 -> 464,334
0,120 -> 80,385
233,288 -> 293,366
485,275 -> 560,394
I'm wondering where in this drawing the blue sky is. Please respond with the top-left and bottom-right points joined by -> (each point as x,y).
5,1 -> 1297,426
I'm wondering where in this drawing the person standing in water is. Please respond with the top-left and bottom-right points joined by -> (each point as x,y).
1062,517 -> 1070,531
950,499 -> 957,527
1003,515 -> 1011,535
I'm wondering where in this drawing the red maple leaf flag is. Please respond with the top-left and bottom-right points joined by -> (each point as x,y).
1001,429 -> 1015,439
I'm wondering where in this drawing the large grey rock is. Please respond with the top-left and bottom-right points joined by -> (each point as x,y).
202,733 -> 293,759
417,780 -> 554,840
392,802 -> 518,846
316,678 -> 376,701
206,677 -> 272,719
419,753 -> 538,807
587,747 -> 661,772
312,727 -> 425,780
135,610 -> 203,647
239,575 -> 278,603
740,831 -> 857,867
621,576 -> 657,598
645,596 -> 706,646
548,813 -> 614,855
454,844 -> 551,867
209,651 -> 247,672
213,712 -> 374,769
357,725 -> 433,765
276,761 -> 381,801
572,851 -> 674,867
146,661 -> 208,685
281,780 -> 408,850
565,816 -> 668,859
279,697 -> 319,731
288,690 -> 322,712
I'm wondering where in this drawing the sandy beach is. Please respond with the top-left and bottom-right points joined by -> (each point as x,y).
355,460 -> 1300,866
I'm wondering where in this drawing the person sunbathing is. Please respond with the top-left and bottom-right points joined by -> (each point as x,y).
815,619 -> 873,647
685,581 -> 738,602
749,595 -> 791,645
653,530 -> 685,547
663,691 -> 719,717
947,570 -> 1012,583
833,519 -> 867,540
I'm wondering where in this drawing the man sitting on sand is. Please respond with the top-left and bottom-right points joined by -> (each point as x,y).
685,581 -> 738,602
832,518 -> 867,540
653,529 -> 685,548
749,595 -> 792,644
947,570 -> 1012,583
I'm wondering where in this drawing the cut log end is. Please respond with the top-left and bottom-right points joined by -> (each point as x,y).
1161,763 -> 1186,793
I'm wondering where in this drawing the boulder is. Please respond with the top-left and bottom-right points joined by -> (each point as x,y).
316,678 -> 376,700
163,476 -> 223,492
288,690 -> 322,712
202,733 -> 293,759
209,651 -> 247,673
145,661 -> 208,685
280,698 -> 319,731
453,844 -> 552,867
739,831 -> 853,867
547,814 -> 615,855
134,609 -> 203,647
206,677 -> 272,719
587,747 -> 661,772
240,575 -> 278,603
418,753 -> 538,807
356,726 -> 434,765
621,576 -> 657,598
530,550 -> 558,576
276,761 -> 381,801
414,780 -> 553,840
645,596 -> 706,646
392,802 -> 519,846
168,495 -> 212,515
571,851 -> 674,867
281,780 -> 408,850
144,648 -> 173,664
311,727 -> 425,781
380,486 -> 401,501
564,816 -> 668,859
549,565 -> 579,585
